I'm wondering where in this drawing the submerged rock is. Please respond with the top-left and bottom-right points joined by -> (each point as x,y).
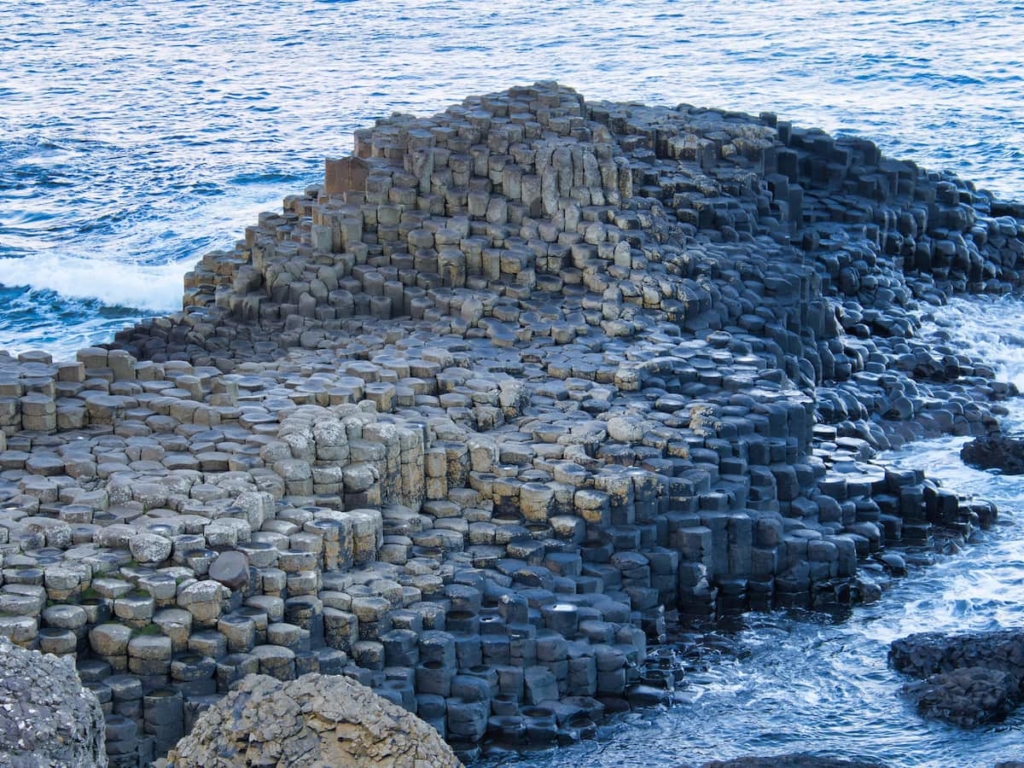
165,673 -> 461,767
889,628 -> 1024,726
961,434 -> 1024,474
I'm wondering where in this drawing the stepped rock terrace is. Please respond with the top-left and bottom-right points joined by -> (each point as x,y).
0,82 -> 1022,765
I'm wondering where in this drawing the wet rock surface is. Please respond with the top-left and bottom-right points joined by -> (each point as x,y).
164,672 -> 461,767
889,628 -> 1024,726
960,434 -> 1024,474
902,667 -> 1019,728
0,637 -> 108,767
0,82 -> 1021,765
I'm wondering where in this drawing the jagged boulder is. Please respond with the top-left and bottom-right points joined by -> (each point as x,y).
166,673 -> 461,768
889,628 -> 1024,678
889,628 -> 1024,726
0,637 -> 107,767
960,434 -> 1024,474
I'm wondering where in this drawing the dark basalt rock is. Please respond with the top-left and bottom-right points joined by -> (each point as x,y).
889,628 -> 1024,727
2,81 -> 1023,765
961,434 -> 1024,474
207,550 -> 251,590
903,667 -> 1020,727
889,628 -> 1024,679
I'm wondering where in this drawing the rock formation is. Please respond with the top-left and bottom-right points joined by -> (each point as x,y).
960,433 -> 1024,474
0,637 -> 108,767
165,673 -> 460,767
0,82 -> 1022,764
889,628 -> 1024,726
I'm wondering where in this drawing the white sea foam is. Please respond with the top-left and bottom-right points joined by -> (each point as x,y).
929,296 -> 1024,393
0,253 -> 186,312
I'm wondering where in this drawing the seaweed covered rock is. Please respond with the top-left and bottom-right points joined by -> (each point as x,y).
0,637 -> 107,768
166,673 -> 461,768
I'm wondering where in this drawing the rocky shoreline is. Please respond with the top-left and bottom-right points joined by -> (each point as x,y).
890,628 -> 1024,729
1,82 -> 1022,766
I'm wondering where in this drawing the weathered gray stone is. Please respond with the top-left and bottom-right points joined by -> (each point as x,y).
129,531 -> 173,564
167,673 -> 460,767
208,550 -> 251,590
0,80 -> 1020,765
0,637 -> 107,767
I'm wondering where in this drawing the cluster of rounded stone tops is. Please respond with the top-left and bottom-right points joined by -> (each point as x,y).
0,82 -> 1021,766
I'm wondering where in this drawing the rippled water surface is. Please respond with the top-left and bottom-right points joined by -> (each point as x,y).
1,0 -> 1023,356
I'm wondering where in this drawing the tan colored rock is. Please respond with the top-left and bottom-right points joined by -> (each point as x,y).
325,156 -> 370,199
166,673 -> 461,768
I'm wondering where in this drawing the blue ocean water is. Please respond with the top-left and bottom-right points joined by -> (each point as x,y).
1,0 -> 1022,358
3,3 -> 1024,766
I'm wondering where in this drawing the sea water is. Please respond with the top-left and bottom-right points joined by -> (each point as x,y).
3,2 -> 1024,765
1,0 -> 1022,357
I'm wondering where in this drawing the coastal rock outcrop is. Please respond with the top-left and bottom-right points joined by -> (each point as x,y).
960,434 -> 1024,474
0,81 -> 1021,764
0,637 -> 108,767
889,628 -> 1024,726
165,672 -> 461,767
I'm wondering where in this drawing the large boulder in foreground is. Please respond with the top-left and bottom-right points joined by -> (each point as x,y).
0,637 -> 107,767
889,628 -> 1024,726
960,434 -> 1024,474
166,673 -> 461,768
